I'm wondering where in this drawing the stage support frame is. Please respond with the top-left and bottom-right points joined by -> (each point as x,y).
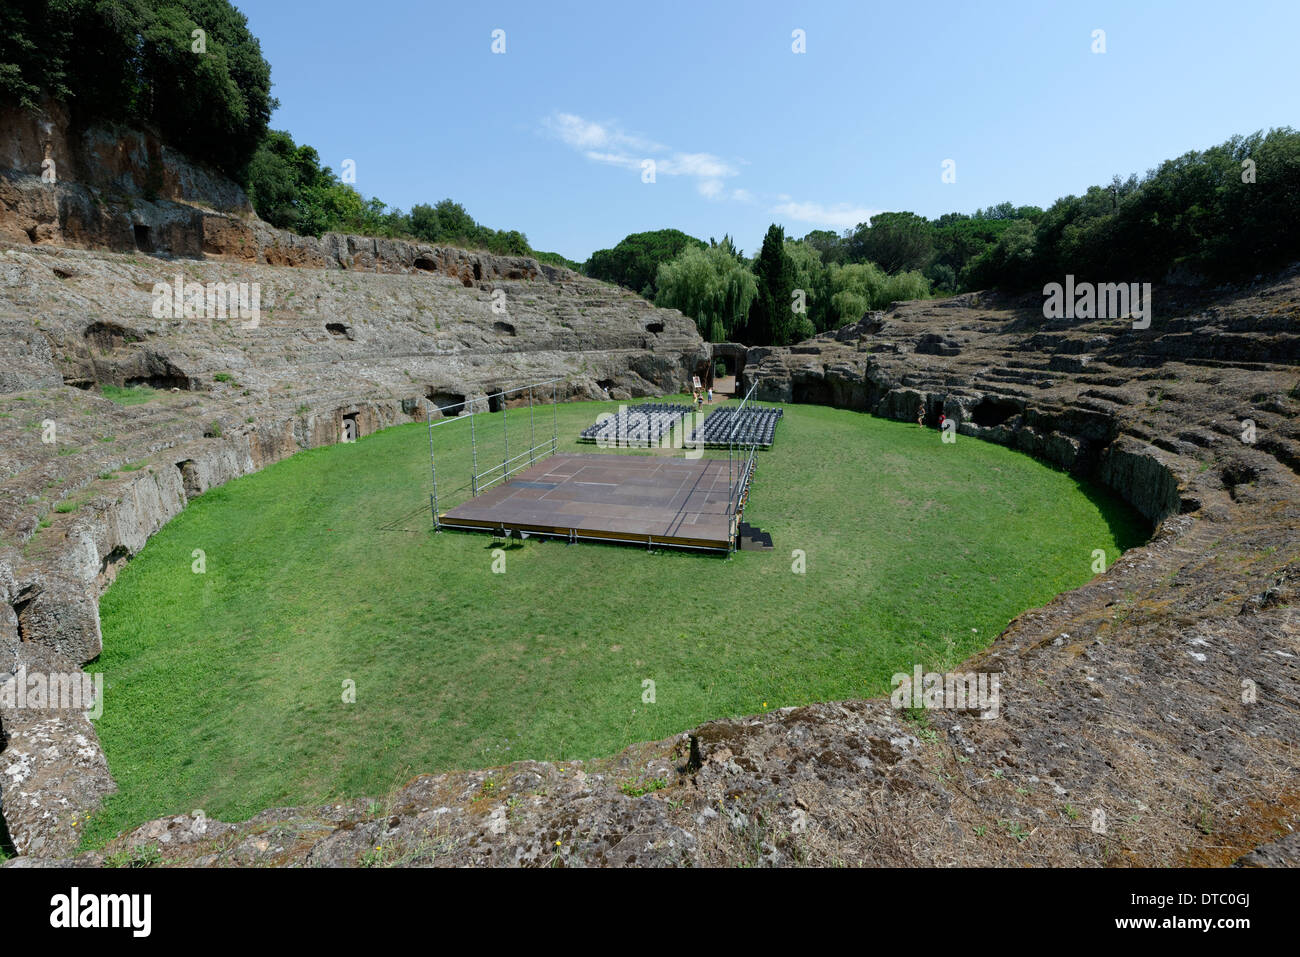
426,377 -> 566,531
724,380 -> 762,556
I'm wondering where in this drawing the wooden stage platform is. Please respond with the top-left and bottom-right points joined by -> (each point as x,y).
438,453 -> 742,551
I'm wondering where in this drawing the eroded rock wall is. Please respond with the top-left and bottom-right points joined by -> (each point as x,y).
744,282 -> 1300,525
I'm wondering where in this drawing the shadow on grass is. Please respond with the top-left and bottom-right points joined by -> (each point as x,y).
484,539 -> 527,551
1072,474 -> 1152,554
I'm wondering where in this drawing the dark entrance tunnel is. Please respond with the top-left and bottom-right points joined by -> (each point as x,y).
792,377 -> 833,406
971,396 -> 1022,428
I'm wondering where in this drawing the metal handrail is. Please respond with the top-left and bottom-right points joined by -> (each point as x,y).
726,380 -> 760,443
426,376 -> 567,427
729,440 -> 759,513
475,443 -> 558,493
427,377 -> 568,525
475,440 -> 556,478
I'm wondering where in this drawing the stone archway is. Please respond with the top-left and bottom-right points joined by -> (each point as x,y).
709,342 -> 749,396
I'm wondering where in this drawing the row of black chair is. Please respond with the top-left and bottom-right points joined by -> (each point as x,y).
690,406 -> 783,448
579,404 -> 694,446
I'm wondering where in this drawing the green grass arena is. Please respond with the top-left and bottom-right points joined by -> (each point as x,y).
82,397 -> 1146,848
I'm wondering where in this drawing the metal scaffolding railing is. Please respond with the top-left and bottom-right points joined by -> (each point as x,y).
425,377 -> 565,530
724,380 -> 763,555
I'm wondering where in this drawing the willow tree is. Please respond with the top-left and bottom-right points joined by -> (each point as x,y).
827,262 -> 931,327
784,238 -> 832,333
654,238 -> 758,343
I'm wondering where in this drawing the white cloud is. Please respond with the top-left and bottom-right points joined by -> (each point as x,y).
770,200 -> 880,229
543,112 -> 876,231
544,112 -> 738,193
547,113 -> 608,149
582,150 -> 642,170
543,113 -> 663,153
661,152 -> 738,179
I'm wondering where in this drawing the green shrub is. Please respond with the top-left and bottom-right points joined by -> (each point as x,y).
0,1 -> 273,178
104,843 -> 163,869
101,385 -> 156,407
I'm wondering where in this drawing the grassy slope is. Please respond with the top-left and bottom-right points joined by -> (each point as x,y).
82,397 -> 1145,847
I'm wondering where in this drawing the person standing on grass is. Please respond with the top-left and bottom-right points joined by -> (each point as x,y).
917,402 -> 925,427
707,386 -> 713,404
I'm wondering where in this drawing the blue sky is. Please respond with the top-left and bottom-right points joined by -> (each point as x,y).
237,0 -> 1299,262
